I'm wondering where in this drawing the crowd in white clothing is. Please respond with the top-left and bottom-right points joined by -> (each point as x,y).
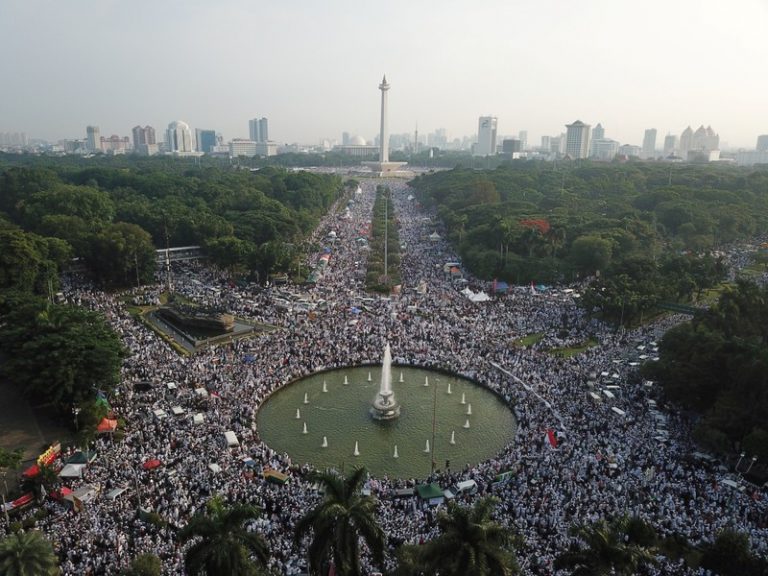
2,179 -> 767,576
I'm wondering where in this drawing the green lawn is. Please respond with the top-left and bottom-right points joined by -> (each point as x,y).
548,338 -> 599,358
515,333 -> 544,347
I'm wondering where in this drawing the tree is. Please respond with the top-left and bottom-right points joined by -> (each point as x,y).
554,516 -> 656,576
87,222 -> 156,287
120,553 -> 162,576
0,530 -> 59,576
0,296 -> 124,411
179,497 -> 268,576
401,496 -> 518,576
294,467 -> 384,576
570,235 -> 612,276
700,529 -> 768,576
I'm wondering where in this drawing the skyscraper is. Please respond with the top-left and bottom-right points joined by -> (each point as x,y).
565,120 -> 590,159
195,129 -> 217,154
518,130 -> 528,151
86,126 -> 102,152
166,121 -> 193,154
249,118 -> 269,143
663,134 -> 678,157
132,125 -> 157,156
475,116 -> 497,156
680,126 -> 693,158
757,135 -> 768,152
642,129 -> 657,159
590,123 -> 605,157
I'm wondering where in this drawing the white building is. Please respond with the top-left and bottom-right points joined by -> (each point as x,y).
166,121 -> 194,154
229,139 -> 258,157
565,120 -> 590,159
86,126 -> 102,153
475,116 -> 497,156
642,128 -> 657,159
592,139 -> 620,161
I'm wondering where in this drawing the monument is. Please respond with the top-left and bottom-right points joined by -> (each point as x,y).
370,343 -> 401,420
363,75 -> 409,176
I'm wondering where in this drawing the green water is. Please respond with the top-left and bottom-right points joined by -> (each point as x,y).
256,366 -> 517,479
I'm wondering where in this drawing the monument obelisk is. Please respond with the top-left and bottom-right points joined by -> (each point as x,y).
379,75 -> 390,164
364,75 -> 407,176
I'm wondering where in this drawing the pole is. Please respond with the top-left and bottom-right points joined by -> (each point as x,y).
1,492 -> 9,525
383,190 -> 388,285
430,378 -> 437,475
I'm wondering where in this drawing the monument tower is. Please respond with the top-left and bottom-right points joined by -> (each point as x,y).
364,74 -> 407,176
379,75 -> 390,163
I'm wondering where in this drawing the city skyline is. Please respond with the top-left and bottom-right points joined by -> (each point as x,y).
1,0 -> 767,148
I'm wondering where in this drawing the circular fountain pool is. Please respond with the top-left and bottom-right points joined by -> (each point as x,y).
256,366 -> 517,478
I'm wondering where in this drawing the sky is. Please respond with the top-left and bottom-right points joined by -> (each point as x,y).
1,0 -> 767,149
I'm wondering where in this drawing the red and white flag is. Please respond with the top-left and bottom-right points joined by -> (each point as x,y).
546,428 -> 558,449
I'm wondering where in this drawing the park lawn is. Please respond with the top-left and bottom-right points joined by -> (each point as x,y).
549,338 -> 598,358
515,333 -> 544,347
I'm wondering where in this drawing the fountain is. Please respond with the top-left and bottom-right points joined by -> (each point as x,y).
323,381 -> 328,393
450,431 -> 456,445
463,419 -> 471,429
447,382 -> 452,395
461,392 -> 466,405
466,403 -> 472,416
368,372 -> 372,382
344,375 -> 349,385
370,343 -> 401,420
322,436 -> 328,448
303,392 -> 309,405
399,372 -> 404,383
303,422 -> 308,434
424,440 -> 430,453
354,441 -> 360,456
296,408 -> 301,419
393,445 -> 399,458
424,376 -> 429,387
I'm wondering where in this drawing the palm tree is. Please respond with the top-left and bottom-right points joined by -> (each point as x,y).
403,496 -> 518,575
294,467 -> 385,576
179,497 -> 268,576
554,515 -> 657,576
0,530 -> 59,576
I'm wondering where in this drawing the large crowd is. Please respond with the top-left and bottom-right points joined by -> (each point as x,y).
3,179 -> 767,575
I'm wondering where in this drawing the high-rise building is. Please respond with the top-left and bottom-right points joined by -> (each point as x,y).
757,135 -> 768,152
86,126 -> 102,152
502,139 -> 521,155
249,118 -> 269,143
663,134 -> 678,157
518,130 -> 528,151
565,120 -> 590,159
132,125 -> 158,156
475,116 -> 497,156
166,121 -> 194,154
196,129 -> 217,154
680,126 -> 694,158
642,129 -> 657,159
590,123 -> 605,156
592,139 -> 620,161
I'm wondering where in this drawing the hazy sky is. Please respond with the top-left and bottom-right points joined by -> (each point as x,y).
2,0 -> 767,148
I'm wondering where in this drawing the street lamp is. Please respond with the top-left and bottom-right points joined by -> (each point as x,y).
736,452 -> 746,471
72,406 -> 81,431
746,456 -> 758,475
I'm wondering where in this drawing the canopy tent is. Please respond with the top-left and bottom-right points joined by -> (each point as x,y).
224,431 -> 239,447
460,287 -> 491,303
416,483 -> 444,502
59,463 -> 86,479
193,413 -> 205,425
208,463 -> 222,474
263,468 -> 289,485
65,450 -> 97,465
142,459 -> 162,470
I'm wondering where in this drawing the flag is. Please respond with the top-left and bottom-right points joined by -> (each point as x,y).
546,428 -> 558,448
530,281 -> 536,295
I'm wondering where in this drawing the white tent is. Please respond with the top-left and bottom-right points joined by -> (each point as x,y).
58,463 -> 86,478
224,431 -> 239,447
193,413 -> 205,425
208,463 -> 222,474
